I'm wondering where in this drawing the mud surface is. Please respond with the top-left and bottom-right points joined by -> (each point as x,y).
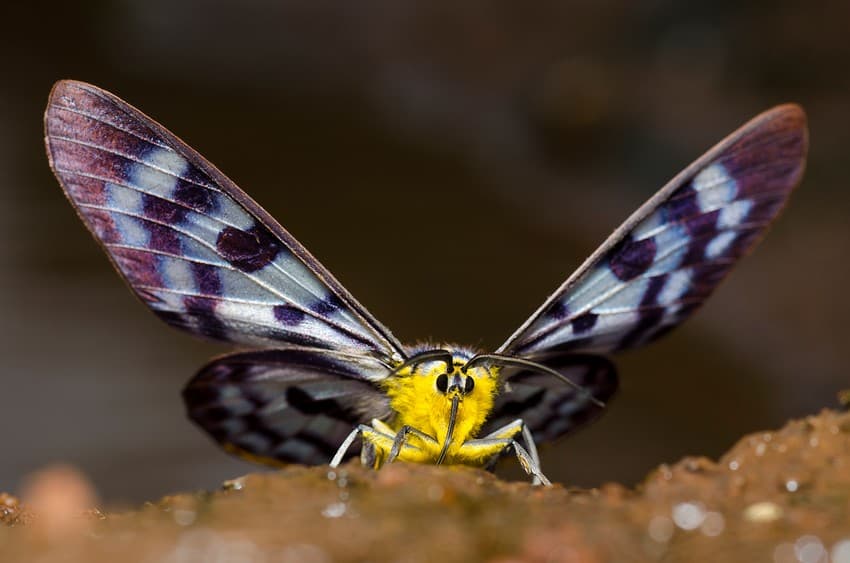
2,409 -> 849,562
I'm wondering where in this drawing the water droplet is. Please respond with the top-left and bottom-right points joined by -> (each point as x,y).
832,539 -> 850,563
809,436 -> 820,448
743,501 -> 783,523
173,508 -> 196,526
785,479 -> 799,493
648,515 -> 674,543
321,502 -> 347,518
755,443 -> 767,456
728,460 -> 740,471
774,542 -> 796,563
672,501 -> 706,530
326,470 -> 337,481
700,512 -> 724,537
795,535 -> 827,563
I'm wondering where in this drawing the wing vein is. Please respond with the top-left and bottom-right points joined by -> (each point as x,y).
81,202 -> 377,342
50,103 -> 174,155
64,169 -> 369,337
50,134 -> 224,194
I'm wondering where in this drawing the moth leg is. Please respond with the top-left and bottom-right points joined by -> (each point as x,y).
478,418 -> 544,484
330,424 -> 395,468
520,424 -> 541,476
360,440 -> 377,469
479,418 -> 541,468
330,424 -> 367,468
462,437 -> 551,486
387,425 -> 439,463
509,440 -> 551,486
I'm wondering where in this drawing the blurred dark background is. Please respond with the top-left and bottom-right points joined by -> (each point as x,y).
1,1 -> 848,504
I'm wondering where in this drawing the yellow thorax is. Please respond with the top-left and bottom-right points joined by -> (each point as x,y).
380,353 -> 500,459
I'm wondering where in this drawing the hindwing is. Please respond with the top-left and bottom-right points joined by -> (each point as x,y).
484,354 -> 618,444
183,348 -> 392,465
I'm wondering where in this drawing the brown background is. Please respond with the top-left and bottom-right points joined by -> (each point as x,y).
1,1 -> 848,503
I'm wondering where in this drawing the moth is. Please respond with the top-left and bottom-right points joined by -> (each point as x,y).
45,80 -> 807,485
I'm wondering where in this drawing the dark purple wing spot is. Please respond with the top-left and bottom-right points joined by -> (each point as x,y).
614,275 -> 669,349
491,387 -> 547,417
122,138 -> 157,176
685,263 -> 732,299
312,294 -> 342,316
181,384 -> 220,405
143,194 -> 188,224
684,209 -> 719,237
291,429 -> 339,456
217,224 -> 282,272
147,222 -> 182,254
618,309 -> 665,350
546,301 -> 569,320
174,179 -> 215,213
609,236 -> 657,281
285,387 -> 356,421
571,312 -> 598,334
641,275 -> 668,307
156,307 -> 229,342
274,304 -> 305,326
191,262 -> 222,296
243,414 -> 286,443
663,185 -> 701,222
180,162 -> 215,188
195,398 -> 234,423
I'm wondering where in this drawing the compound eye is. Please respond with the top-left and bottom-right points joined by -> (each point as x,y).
436,373 -> 449,393
464,376 -> 475,394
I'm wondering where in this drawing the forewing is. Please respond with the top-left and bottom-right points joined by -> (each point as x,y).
45,80 -> 404,359
500,105 -> 807,357
483,354 -> 618,443
183,348 -> 392,465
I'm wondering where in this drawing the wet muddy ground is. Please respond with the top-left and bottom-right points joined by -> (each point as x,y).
2,408 -> 849,562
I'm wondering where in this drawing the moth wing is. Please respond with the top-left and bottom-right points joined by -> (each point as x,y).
45,80 -> 404,360
499,105 -> 807,358
183,348 -> 392,465
483,354 -> 618,443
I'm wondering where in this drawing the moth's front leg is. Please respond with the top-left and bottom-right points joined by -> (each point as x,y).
331,420 -> 433,469
479,419 -> 541,468
331,420 -> 408,469
460,437 -> 551,486
386,425 -> 439,463
458,419 -> 551,486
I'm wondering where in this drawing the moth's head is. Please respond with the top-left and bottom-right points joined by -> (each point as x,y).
394,348 -> 498,401
432,361 -> 489,400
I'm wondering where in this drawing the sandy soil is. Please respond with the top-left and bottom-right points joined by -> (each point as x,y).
2,409 -> 849,562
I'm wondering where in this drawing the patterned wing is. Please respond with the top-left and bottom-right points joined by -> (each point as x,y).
499,105 -> 807,358
482,354 -> 618,443
183,348 -> 392,465
45,80 -> 404,360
